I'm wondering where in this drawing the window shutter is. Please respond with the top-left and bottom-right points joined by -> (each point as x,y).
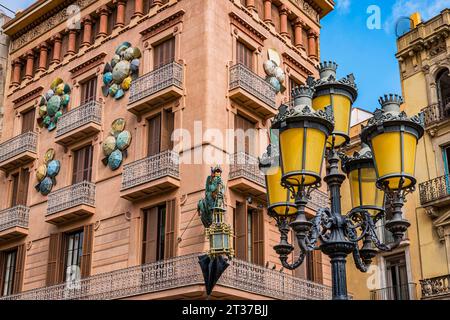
125,0 -> 135,25
153,37 -> 175,69
0,251 -> 6,295
236,41 -> 253,69
235,202 -> 247,260
142,208 -> 158,263
18,168 -> 30,206
72,148 -> 83,184
292,231 -> 308,279
46,233 -> 66,286
12,244 -> 25,294
10,173 -> 19,207
21,108 -> 35,133
164,199 -> 177,259
147,114 -> 161,156
252,209 -> 264,266
83,145 -> 93,182
80,224 -> 94,278
81,77 -> 97,104
161,110 -> 174,151
312,250 -> 323,284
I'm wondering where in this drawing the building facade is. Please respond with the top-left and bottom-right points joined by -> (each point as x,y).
0,0 -> 335,300
346,9 -> 450,300
0,12 -> 11,138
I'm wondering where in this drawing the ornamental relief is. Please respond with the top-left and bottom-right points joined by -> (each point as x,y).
289,0 -> 320,22
10,0 -> 97,53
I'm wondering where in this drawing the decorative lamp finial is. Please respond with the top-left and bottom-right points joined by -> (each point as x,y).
292,85 -> 315,108
318,61 -> 338,80
378,94 -> 404,115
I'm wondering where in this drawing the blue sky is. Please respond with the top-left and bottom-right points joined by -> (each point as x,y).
2,0 -> 450,111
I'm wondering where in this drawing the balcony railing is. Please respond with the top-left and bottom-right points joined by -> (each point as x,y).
370,283 -> 416,300
0,131 -> 37,164
229,64 -> 276,109
47,181 -> 96,216
121,150 -> 180,190
56,100 -> 102,137
421,99 -> 450,127
420,274 -> 450,299
0,254 -> 332,300
0,205 -> 29,232
419,174 -> 450,206
129,61 -> 183,105
229,152 -> 265,187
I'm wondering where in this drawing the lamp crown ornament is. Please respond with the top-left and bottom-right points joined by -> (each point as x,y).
318,60 -> 338,80
292,85 -> 314,108
378,93 -> 404,114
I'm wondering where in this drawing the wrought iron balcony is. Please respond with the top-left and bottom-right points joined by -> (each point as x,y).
0,254 -> 332,300
55,100 -> 102,145
229,152 -> 266,199
0,205 -> 29,242
229,64 -> 277,118
419,174 -> 450,206
370,283 -> 416,300
46,181 -> 96,225
121,150 -> 180,201
128,62 -> 183,115
421,99 -> 450,128
0,131 -> 37,172
420,274 -> 450,299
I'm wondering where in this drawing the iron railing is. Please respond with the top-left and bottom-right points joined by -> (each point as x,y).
370,283 -> 416,300
397,13 -> 444,52
56,100 -> 102,137
0,131 -> 37,164
229,152 -> 265,187
229,64 -> 276,108
419,174 -> 450,205
0,205 -> 29,232
47,181 -> 96,216
420,274 -> 450,299
128,61 -> 183,104
0,254 -> 332,300
421,99 -> 450,127
121,150 -> 180,190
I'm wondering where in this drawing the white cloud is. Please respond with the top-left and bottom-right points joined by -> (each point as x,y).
385,0 -> 450,33
336,0 -> 351,14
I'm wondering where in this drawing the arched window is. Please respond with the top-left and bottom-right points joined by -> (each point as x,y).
436,68 -> 450,105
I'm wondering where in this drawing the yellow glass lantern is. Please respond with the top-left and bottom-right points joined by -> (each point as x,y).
312,61 -> 357,148
259,145 -> 297,217
361,94 -> 425,191
206,210 -> 234,257
272,86 -> 334,187
343,143 -> 385,216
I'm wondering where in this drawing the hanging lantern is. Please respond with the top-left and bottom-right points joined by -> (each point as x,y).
342,143 -> 385,217
361,94 -> 425,191
311,61 -> 358,148
205,209 -> 234,257
272,85 -> 334,188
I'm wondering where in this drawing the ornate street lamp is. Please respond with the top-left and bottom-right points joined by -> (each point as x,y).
260,62 -> 425,300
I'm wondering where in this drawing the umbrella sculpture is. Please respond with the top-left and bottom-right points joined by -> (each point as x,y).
101,118 -> 132,171
35,148 -> 61,195
37,78 -> 71,131
197,166 -> 234,296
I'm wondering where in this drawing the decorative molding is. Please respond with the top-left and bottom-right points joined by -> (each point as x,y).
69,52 -> 107,78
140,10 -> 185,40
26,241 -> 33,251
94,220 -> 101,231
12,86 -> 44,108
282,52 -> 314,77
289,0 -> 321,22
124,211 -> 132,221
229,12 -> 267,46
10,0 -> 98,53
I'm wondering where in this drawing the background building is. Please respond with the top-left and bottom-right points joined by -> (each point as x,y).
346,10 -> 450,300
0,12 -> 11,138
0,0 -> 334,300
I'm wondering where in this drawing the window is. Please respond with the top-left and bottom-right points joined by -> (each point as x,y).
46,225 -> 93,286
235,202 -> 264,265
80,77 -> 97,104
302,28 -> 309,52
385,254 -> 410,300
1,250 -> 16,296
153,37 -> 175,69
292,233 -> 323,283
0,245 -> 25,297
10,168 -> 29,207
142,200 -> 176,263
61,33 -> 69,58
21,107 -> 35,133
72,145 -> 93,184
147,109 -> 174,156
443,145 -> 450,175
234,114 -> 256,155
288,78 -> 301,99
64,230 -> 83,282
125,0 -> 135,25
32,51 -> 39,75
236,41 -> 253,69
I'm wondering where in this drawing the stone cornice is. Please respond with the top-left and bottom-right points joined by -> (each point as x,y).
229,12 -> 267,46
12,86 -> 44,108
140,10 -> 185,40
69,52 -> 107,78
282,51 -> 315,76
